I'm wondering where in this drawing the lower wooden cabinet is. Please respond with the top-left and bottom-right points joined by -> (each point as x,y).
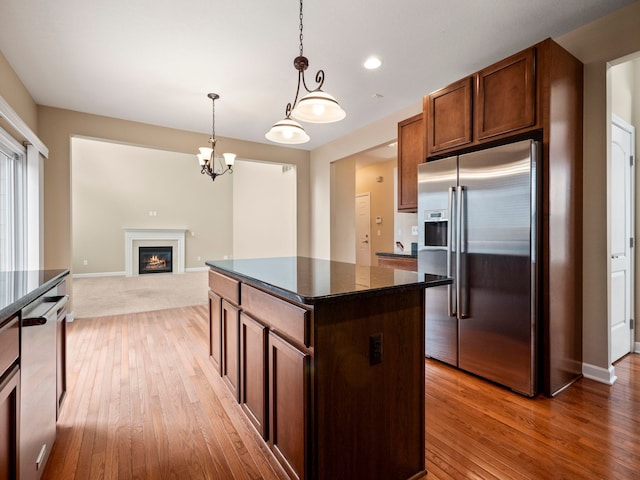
208,291 -> 222,373
0,365 -> 19,480
221,300 -> 240,401
269,332 -> 309,480
240,313 -> 268,439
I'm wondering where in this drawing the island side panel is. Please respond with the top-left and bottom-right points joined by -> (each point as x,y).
313,288 -> 425,480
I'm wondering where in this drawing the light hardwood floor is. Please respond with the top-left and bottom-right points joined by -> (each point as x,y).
43,307 -> 640,479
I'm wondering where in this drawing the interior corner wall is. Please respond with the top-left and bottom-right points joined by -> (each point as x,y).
232,160 -> 297,259
36,106 -> 311,276
556,0 -> 640,370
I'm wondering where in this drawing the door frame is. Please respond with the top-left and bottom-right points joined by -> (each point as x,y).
608,113 -> 636,364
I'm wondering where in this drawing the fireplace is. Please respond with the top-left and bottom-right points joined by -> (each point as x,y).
138,246 -> 173,274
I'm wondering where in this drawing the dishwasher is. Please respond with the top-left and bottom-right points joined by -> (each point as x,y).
20,285 -> 68,480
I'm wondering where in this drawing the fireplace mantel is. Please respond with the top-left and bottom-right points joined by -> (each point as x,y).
124,228 -> 187,276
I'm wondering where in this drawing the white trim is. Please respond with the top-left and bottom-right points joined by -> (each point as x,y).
72,271 -> 126,279
66,312 -> 75,323
582,363 -> 617,385
186,266 -> 209,272
124,228 -> 186,276
634,342 -> 640,353
0,96 -> 48,158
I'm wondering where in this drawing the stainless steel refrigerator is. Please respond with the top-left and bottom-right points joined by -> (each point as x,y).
418,139 -> 539,396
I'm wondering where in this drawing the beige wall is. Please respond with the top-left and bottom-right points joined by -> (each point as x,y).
0,50 -> 38,141
556,0 -> 640,369
232,160 -> 297,259
330,157 -> 356,263
356,160 -> 395,265
71,138 -> 234,274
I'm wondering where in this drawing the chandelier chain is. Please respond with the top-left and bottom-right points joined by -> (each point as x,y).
210,96 -> 217,150
298,0 -> 304,56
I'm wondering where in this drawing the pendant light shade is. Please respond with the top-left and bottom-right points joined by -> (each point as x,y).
222,152 -> 236,167
291,90 -> 346,123
265,117 -> 310,144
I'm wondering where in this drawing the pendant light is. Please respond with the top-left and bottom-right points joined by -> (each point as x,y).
197,93 -> 236,182
265,0 -> 345,145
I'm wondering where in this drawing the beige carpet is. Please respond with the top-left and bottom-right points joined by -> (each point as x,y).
72,271 -> 208,318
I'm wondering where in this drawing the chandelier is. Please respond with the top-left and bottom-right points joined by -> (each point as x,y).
197,93 -> 236,181
265,0 -> 346,145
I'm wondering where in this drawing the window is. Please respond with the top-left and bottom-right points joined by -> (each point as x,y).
0,133 -> 26,272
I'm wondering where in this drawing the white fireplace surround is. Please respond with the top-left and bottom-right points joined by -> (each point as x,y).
124,228 -> 186,276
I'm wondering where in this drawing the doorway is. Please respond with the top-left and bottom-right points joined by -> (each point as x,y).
355,193 -> 371,266
609,55 -> 640,364
609,115 -> 635,362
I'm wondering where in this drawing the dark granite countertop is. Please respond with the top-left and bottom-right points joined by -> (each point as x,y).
206,256 -> 450,305
376,252 -> 418,258
0,269 -> 70,323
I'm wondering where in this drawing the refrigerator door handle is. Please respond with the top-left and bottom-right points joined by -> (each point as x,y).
457,185 -> 469,319
448,186 -> 456,317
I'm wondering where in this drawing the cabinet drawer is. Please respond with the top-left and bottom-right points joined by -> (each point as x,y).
241,284 -> 310,347
0,315 -> 19,375
209,269 -> 240,305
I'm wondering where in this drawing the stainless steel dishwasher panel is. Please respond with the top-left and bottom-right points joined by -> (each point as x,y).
20,288 -> 68,480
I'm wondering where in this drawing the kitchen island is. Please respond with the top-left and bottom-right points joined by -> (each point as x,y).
206,256 -> 450,480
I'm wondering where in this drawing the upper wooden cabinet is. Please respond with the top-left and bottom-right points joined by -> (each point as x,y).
425,77 -> 472,154
397,113 -> 424,212
425,45 -> 540,158
475,48 -> 536,140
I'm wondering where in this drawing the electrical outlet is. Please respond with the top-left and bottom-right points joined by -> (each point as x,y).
411,225 -> 418,235
83,259 -> 88,266
197,256 -> 201,261
369,333 -> 383,365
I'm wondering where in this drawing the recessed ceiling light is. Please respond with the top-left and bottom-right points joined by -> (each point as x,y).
363,56 -> 382,70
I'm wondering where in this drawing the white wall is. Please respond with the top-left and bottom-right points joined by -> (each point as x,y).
232,160 -> 297,259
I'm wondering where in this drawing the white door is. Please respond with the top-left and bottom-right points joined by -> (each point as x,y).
355,193 -> 371,266
610,115 -> 635,362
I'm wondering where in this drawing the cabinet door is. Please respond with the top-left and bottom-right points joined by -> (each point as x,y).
0,366 -> 19,480
240,313 -> 268,439
426,77 -> 473,155
221,300 -> 240,401
269,332 -> 309,480
397,113 -> 424,212
475,47 -> 536,140
208,291 -> 222,374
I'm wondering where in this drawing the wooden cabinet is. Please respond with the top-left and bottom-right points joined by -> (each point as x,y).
397,113 -> 425,212
240,313 -> 268,439
0,365 -> 19,480
425,46 -> 538,158
268,332 -> 309,480
475,48 -> 536,140
221,300 -> 240,401
425,77 -> 473,154
208,263 -> 427,479
208,291 -> 222,373
422,38 -> 583,396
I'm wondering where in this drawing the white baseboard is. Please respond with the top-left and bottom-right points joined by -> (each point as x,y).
582,362 -> 617,385
72,269 -> 207,278
72,271 -> 126,279
635,342 -> 640,353
66,311 -> 75,323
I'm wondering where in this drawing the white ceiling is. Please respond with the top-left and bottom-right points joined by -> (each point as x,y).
0,0 -> 634,151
